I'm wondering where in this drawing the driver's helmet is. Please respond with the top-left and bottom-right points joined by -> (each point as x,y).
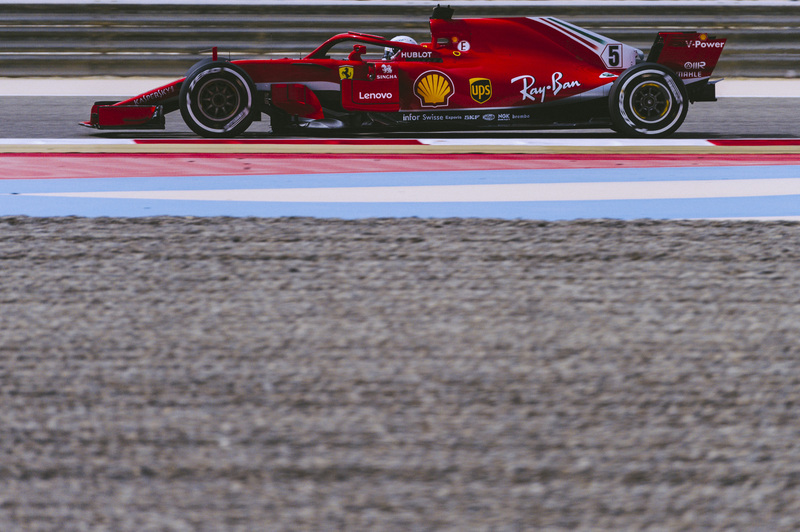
384,35 -> 418,60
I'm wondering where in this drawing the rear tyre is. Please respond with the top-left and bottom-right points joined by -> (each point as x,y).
180,62 -> 256,138
609,63 -> 688,137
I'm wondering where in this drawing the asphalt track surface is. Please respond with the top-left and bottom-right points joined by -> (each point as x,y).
1,96 -> 799,139
3,93 -> 800,530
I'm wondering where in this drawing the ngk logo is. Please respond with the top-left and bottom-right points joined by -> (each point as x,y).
684,61 -> 707,70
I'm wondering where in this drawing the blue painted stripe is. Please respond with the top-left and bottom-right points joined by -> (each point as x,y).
2,165 -> 799,195
3,194 -> 800,220
2,164 -> 799,219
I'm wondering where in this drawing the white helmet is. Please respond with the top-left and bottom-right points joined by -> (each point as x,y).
384,35 -> 418,60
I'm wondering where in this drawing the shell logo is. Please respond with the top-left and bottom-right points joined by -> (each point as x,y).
414,71 -> 454,107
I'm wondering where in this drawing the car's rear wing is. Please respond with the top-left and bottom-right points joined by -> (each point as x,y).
648,32 -> 726,101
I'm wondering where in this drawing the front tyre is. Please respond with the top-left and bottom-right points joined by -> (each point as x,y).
609,63 -> 688,137
179,62 -> 256,138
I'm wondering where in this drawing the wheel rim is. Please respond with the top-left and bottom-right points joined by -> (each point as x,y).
197,78 -> 241,122
630,81 -> 671,124
612,66 -> 687,137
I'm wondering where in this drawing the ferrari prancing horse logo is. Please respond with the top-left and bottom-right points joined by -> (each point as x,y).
339,66 -> 354,80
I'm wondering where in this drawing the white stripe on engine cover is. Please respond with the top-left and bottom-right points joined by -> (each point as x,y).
531,17 -> 610,54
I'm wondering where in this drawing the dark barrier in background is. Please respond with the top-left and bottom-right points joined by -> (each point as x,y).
1,3 -> 798,77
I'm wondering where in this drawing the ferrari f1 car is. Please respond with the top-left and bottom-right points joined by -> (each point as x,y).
83,5 -> 726,137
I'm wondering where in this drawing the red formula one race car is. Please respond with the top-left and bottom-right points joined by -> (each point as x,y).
83,5 -> 726,137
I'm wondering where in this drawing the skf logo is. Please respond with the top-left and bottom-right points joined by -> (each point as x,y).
414,71 -> 454,107
339,66 -> 354,80
469,78 -> 492,104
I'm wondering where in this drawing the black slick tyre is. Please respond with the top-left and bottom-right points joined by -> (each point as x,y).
179,62 -> 256,138
609,63 -> 688,137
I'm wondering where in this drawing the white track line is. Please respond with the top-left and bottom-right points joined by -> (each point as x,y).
25,178 -> 800,203
4,1 -> 799,6
0,138 -> 721,147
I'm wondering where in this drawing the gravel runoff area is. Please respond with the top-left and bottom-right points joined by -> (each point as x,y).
2,216 -> 800,531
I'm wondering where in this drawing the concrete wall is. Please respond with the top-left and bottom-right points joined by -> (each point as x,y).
1,2 -> 798,77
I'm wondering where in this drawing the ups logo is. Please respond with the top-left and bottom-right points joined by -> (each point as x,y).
469,78 -> 492,104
